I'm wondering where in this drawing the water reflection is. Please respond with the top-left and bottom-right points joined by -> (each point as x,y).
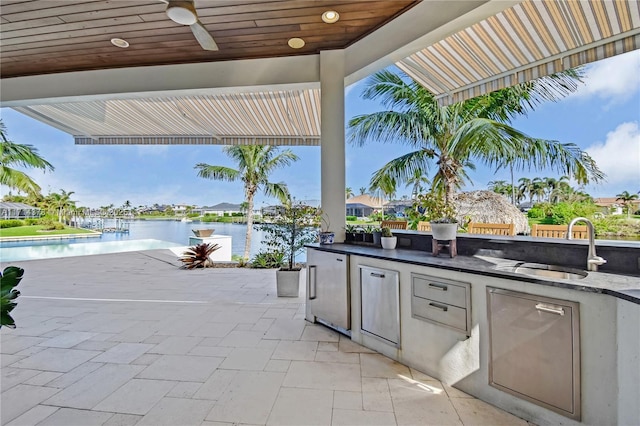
1,219 -> 269,262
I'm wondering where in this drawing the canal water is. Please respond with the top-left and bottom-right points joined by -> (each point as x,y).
1,219 -> 273,262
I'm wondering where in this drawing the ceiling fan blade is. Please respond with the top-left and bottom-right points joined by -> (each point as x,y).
190,21 -> 218,51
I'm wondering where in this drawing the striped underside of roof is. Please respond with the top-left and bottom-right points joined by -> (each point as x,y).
13,89 -> 321,146
396,0 -> 640,105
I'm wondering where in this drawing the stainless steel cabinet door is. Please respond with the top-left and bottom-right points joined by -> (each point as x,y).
488,288 -> 580,420
360,266 -> 400,347
307,249 -> 349,330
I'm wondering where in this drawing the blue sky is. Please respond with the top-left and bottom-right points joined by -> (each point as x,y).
1,51 -> 638,209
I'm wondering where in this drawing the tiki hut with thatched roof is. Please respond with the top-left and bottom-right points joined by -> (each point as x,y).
453,191 -> 529,235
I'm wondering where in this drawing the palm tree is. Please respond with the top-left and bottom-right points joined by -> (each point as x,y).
345,187 -> 354,199
348,70 -> 604,209
405,170 -> 430,199
45,190 -> 76,224
518,177 -> 534,204
616,190 -> 639,218
359,187 -> 367,195
531,178 -> 546,202
0,119 -> 54,195
195,145 -> 298,260
488,180 -> 509,196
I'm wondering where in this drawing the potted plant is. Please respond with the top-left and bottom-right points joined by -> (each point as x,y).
363,225 -> 374,243
318,211 -> 335,245
372,226 -> 383,246
380,227 -> 397,249
411,191 -> 458,240
344,224 -> 356,243
353,227 -> 365,243
259,197 -> 320,296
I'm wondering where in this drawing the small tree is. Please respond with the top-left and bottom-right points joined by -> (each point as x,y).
259,196 -> 320,271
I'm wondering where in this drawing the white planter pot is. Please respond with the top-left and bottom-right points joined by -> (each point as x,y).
381,236 -> 397,249
276,269 -> 301,297
431,223 -> 458,240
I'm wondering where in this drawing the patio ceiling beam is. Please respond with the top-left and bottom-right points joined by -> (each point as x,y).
0,55 -> 320,107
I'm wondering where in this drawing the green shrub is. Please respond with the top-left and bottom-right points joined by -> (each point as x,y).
24,218 -> 39,225
346,216 -> 357,221
0,220 -> 25,229
550,202 -> 598,225
250,250 -> 285,269
39,219 -> 64,230
550,203 -> 574,224
527,206 -> 546,219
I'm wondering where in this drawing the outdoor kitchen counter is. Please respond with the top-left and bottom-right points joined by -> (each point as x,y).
306,243 -> 640,304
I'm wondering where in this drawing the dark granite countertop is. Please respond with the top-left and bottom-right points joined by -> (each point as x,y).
307,243 -> 640,305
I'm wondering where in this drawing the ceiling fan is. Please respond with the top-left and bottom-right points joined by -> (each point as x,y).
160,0 -> 218,51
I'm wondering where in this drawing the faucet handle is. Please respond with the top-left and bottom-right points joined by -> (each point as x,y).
588,256 -> 607,266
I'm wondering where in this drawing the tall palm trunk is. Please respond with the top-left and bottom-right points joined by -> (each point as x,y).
243,187 -> 256,260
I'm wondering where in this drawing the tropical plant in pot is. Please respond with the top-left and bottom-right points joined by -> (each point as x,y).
371,226 -> 383,246
380,227 -> 397,249
344,224 -> 357,243
363,225 -> 374,243
411,191 -> 458,240
318,211 -> 335,244
259,196 -> 321,297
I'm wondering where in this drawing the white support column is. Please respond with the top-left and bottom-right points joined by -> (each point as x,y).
320,49 -> 346,242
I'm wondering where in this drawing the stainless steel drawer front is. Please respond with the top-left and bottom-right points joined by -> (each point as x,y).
413,275 -> 468,308
307,250 -> 350,330
487,287 -> 581,420
410,273 -> 471,335
359,266 -> 400,347
412,297 -> 467,331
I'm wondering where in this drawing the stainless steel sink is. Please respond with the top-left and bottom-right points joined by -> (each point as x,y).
512,263 -> 588,280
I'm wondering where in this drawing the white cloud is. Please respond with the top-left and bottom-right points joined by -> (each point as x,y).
571,50 -> 640,102
585,121 -> 640,190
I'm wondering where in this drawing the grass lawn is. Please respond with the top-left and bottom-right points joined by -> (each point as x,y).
0,225 -> 97,238
346,220 -> 381,226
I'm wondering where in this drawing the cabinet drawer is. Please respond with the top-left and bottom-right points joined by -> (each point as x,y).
412,297 -> 467,332
412,274 -> 468,308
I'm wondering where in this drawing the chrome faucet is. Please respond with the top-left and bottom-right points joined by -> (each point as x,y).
567,217 -> 606,272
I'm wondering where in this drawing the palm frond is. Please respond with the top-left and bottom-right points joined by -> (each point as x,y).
263,182 -> 290,204
369,150 -> 434,189
194,164 -> 240,181
0,166 -> 42,194
348,111 -> 433,149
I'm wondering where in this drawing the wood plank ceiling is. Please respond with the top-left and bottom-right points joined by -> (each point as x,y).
0,0 -> 418,78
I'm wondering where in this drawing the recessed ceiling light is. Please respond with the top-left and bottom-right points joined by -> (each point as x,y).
288,37 -> 305,49
110,38 -> 129,48
322,10 -> 339,24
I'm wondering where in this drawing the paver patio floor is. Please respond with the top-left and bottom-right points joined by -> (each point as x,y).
1,250 -> 530,426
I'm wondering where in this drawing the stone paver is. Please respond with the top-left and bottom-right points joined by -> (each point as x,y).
0,250 -> 529,426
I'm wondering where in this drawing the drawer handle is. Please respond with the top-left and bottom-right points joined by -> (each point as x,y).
336,258 -> 343,262
535,303 -> 564,316
308,266 -> 317,300
428,283 -> 448,291
370,272 -> 385,278
428,302 -> 448,312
